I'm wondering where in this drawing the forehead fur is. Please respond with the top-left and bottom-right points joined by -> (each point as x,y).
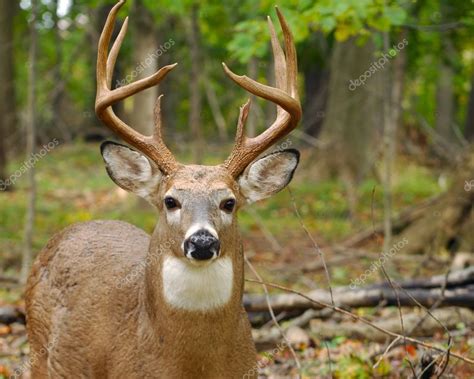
163,165 -> 237,193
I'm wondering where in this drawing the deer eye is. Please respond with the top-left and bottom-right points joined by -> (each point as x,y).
220,198 -> 236,213
164,197 -> 180,210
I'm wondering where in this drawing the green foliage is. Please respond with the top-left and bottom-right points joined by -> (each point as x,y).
227,0 -> 409,63
9,0 -> 474,138
394,164 -> 442,201
227,19 -> 270,62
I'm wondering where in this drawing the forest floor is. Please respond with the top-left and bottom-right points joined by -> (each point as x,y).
0,143 -> 473,378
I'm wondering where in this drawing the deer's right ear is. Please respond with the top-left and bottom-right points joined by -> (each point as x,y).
237,149 -> 299,204
100,141 -> 163,201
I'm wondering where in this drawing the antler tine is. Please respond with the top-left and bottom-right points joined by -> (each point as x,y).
106,15 -> 128,87
222,8 -> 302,177
96,0 -> 122,92
276,7 -> 298,100
267,13 -> 288,121
153,95 -> 165,140
234,100 -> 252,147
267,13 -> 286,94
95,0 -> 180,175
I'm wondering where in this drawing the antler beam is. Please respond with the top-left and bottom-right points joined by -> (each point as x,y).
222,8 -> 302,177
95,0 -> 179,175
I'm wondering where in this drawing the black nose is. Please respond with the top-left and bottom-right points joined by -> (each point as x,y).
184,229 -> 220,260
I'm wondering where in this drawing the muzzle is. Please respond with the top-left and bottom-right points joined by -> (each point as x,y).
183,229 -> 220,261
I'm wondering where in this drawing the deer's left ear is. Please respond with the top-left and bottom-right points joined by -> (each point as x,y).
238,149 -> 299,204
100,141 -> 163,202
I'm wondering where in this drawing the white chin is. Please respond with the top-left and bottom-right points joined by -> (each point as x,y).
185,253 -> 218,266
162,256 -> 233,311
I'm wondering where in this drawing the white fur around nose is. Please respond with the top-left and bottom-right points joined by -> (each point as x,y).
162,256 -> 233,311
185,223 -> 218,239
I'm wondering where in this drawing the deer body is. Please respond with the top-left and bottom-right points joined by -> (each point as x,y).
26,1 -> 302,378
26,220 -> 255,378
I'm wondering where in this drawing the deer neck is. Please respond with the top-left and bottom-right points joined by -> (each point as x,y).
142,229 -> 245,327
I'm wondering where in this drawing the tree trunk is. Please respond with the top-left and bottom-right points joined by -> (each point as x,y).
382,33 -> 394,252
302,66 -> 328,137
394,146 -> 474,255
204,81 -> 227,142
51,0 -> 70,142
244,282 -> 474,312
464,75 -> 474,142
435,62 -> 455,143
22,0 -> 39,284
186,4 -> 204,163
0,0 -> 17,187
318,38 -> 383,213
129,0 -> 158,135
299,32 -> 329,138
382,30 -> 406,253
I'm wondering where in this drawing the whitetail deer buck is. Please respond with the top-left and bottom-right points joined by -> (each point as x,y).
25,1 -> 301,377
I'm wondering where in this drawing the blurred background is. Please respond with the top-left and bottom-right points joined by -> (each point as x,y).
0,0 -> 474,377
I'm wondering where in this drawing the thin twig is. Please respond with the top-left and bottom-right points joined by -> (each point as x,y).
288,186 -> 334,306
323,341 -> 334,379
246,208 -> 282,251
370,186 -> 413,372
380,265 -> 418,377
402,268 -> 453,378
373,336 -> 401,368
410,269 -> 451,333
244,256 -> 302,374
389,280 -> 453,378
443,346 -> 472,378
245,278 -> 474,365
287,185 -> 335,378
370,185 -> 451,378
260,311 -> 287,329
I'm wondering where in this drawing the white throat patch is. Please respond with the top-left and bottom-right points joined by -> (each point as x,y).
162,256 -> 233,311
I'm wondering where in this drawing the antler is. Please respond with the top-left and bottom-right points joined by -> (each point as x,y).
221,8 -> 302,177
95,0 -> 180,175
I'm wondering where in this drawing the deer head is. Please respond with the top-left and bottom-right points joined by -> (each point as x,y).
96,0 -> 301,267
